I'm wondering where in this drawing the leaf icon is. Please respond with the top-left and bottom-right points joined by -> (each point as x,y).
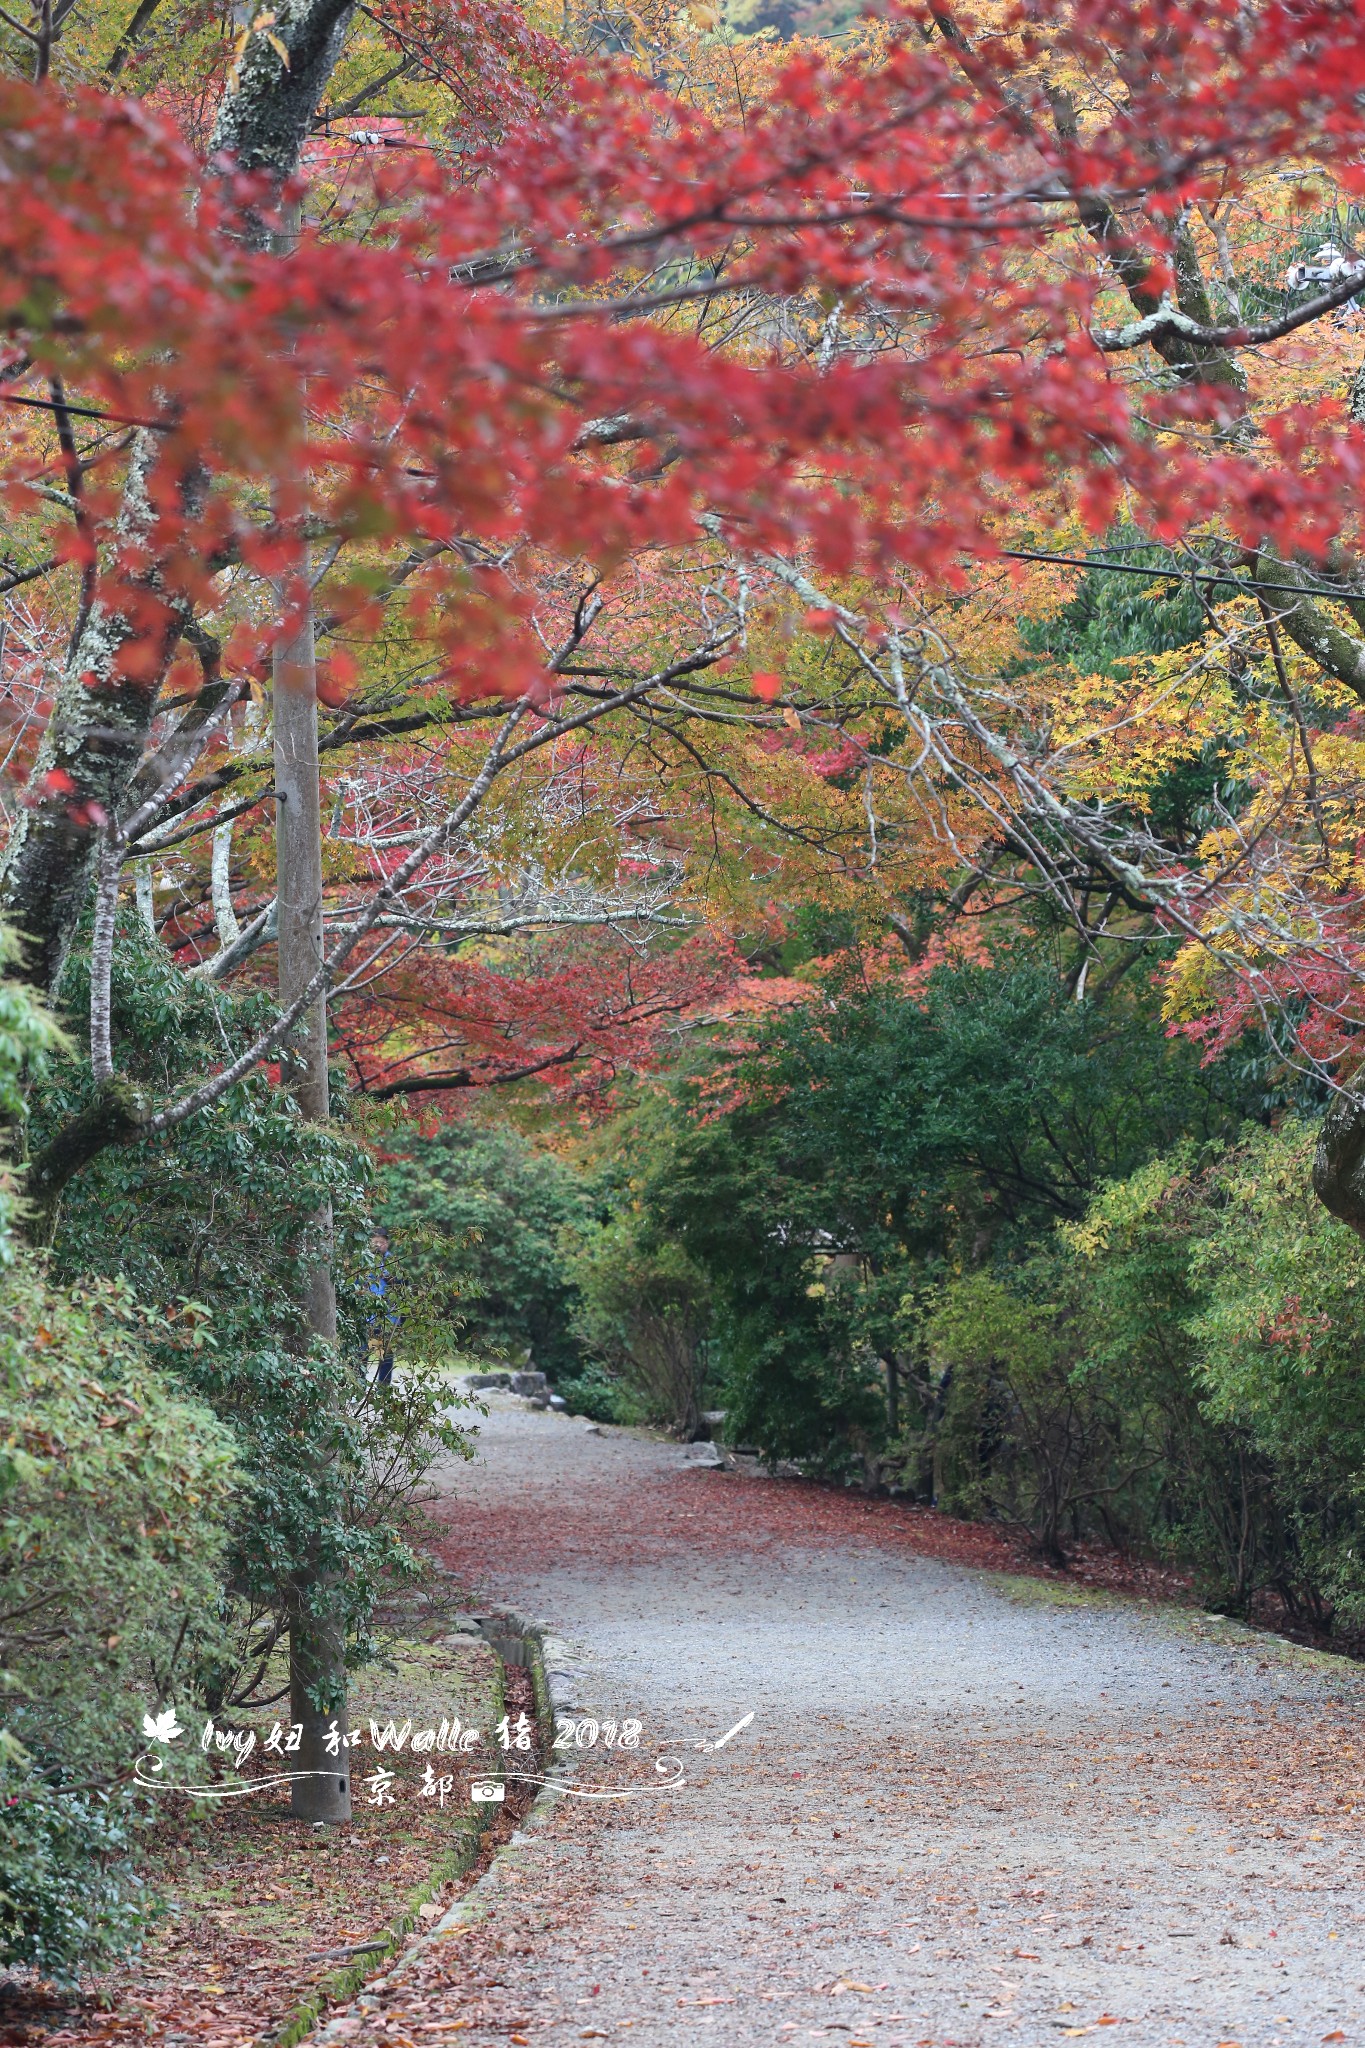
142,1708 -> 184,1744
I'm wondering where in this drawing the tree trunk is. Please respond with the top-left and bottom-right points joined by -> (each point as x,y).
274,581 -> 351,1825
0,0 -> 357,995
1313,1088 -> 1365,1239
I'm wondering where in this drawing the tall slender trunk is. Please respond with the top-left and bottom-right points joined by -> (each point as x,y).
274,582 -> 351,1824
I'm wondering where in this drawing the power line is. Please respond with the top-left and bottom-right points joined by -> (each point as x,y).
0,390 -> 165,431
999,544 -> 1364,605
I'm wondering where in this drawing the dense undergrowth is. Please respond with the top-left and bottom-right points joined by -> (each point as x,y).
1,933 -> 474,1982
397,950 -> 1365,1655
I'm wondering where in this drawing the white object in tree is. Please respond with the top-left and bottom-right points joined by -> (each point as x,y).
134,861 -> 156,937
211,819 -> 241,948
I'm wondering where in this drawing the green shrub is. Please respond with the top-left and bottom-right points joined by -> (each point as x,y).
0,923 -> 65,1264
633,949 -> 1244,1474
41,924 -> 475,1707
552,1358 -> 635,1424
0,1753 -> 149,1983
564,1216 -> 712,1437
956,1122 -> 1365,1626
378,1120 -> 590,1378
1058,1148 -> 1286,1608
928,1260 -> 1162,1563
0,1260 -> 237,1978
1186,1121 -> 1365,1626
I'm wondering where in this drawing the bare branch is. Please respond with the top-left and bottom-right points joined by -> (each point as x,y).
1092,269 -> 1365,354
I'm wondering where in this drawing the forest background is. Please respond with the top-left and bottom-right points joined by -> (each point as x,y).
6,0 -> 1365,1988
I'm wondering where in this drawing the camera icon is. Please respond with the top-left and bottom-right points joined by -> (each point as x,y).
470,1781 -> 506,1803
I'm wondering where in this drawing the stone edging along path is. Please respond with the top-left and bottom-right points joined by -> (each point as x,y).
295,1610 -> 581,2048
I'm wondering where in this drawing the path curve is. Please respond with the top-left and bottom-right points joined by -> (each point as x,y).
346,1397 -> 1365,2047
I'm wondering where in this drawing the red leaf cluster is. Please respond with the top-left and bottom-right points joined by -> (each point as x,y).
6,0 -> 1365,697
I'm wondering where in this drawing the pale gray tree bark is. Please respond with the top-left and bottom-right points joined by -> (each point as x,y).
0,0 -> 357,993
271,171 -> 348,1823
273,583 -> 351,1824
211,820 -> 242,948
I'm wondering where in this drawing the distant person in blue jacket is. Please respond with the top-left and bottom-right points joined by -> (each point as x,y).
368,1227 -> 400,1386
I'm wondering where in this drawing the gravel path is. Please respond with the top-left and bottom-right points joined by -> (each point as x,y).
341,1397 -> 1365,2048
